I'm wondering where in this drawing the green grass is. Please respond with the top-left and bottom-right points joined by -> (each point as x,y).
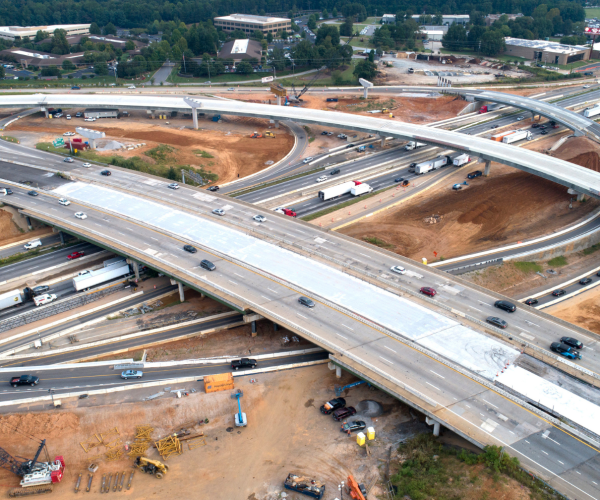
278,62 -> 357,87
513,261 -> 543,273
439,48 -> 530,65
340,36 -> 376,49
194,150 -> 214,158
145,144 -> 176,162
583,243 -> 600,256
585,7 -> 600,18
0,135 -> 19,143
167,66 -> 299,84
547,255 -> 568,267
363,236 -> 393,248
0,75 -> 122,88
230,166 -> 326,197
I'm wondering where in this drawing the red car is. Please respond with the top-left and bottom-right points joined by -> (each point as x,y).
332,406 -> 357,421
420,287 -> 436,297
67,251 -> 85,260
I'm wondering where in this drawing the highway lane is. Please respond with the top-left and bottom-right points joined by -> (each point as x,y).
2,180 -> 600,498
0,351 -> 328,398
533,269 -> 600,307
0,284 -> 178,356
0,233 -> 67,260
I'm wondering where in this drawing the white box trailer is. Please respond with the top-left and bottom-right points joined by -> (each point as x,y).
0,290 -> 23,312
404,141 -> 426,151
584,106 -> 600,118
502,130 -> 532,143
453,154 -> 471,166
72,262 -> 130,292
318,181 -> 357,201
351,183 -> 373,196
415,155 -> 449,175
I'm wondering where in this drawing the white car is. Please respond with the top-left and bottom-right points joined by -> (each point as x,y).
168,183 -> 179,189
517,116 -> 524,121
390,265 -> 406,275
302,157 -> 313,164
212,208 -> 225,216
66,115 -> 71,120
584,84 -> 591,88
128,85 -> 136,89
58,198 -> 70,206
82,163 -> 91,168
253,214 -> 267,222
316,175 -> 327,182
84,117 -> 96,122
228,87 -> 234,91
74,212 -> 87,219
63,131 -> 75,136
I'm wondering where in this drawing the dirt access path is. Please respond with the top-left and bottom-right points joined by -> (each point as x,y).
340,134 -> 600,261
545,285 -> 600,334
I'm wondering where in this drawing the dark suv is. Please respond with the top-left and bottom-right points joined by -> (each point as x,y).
183,245 -> 197,253
10,375 -> 40,387
494,300 -> 516,313
332,406 -> 357,421
200,259 -> 216,271
231,358 -> 257,370
467,170 -> 482,179
320,398 -> 346,415
31,285 -> 50,296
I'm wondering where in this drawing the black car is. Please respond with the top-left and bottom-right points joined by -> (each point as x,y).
320,397 -> 346,415
200,259 -> 216,271
494,300 -> 516,313
207,186 -> 220,192
486,316 -> 508,329
550,342 -> 582,360
524,298 -> 538,306
531,123 -> 540,128
100,170 -> 111,176
183,245 -> 197,253
31,285 -> 50,296
10,375 -> 39,387
467,170 -> 483,179
333,406 -> 357,421
409,162 -> 417,169
580,277 -> 592,285
231,358 -> 257,370
28,190 -> 38,196
541,130 -> 548,135
560,336 -> 583,349
552,289 -> 566,297
341,420 -> 367,433
321,131 -> 328,135
346,143 -> 355,148
394,177 -> 404,183
299,296 -> 315,308
75,112 -> 82,117
539,125 -> 547,129
330,168 -> 340,175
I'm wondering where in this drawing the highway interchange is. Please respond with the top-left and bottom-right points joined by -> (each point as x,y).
1,84 -> 600,497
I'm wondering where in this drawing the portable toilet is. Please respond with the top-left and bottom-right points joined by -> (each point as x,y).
356,432 -> 366,446
367,427 -> 375,440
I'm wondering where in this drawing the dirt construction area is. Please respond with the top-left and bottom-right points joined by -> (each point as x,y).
6,111 -> 294,184
340,135 -> 600,261
545,284 -> 600,334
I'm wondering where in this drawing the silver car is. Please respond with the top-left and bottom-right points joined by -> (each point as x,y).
121,370 -> 143,379
212,208 -> 225,216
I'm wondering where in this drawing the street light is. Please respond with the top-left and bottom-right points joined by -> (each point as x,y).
338,480 -> 345,499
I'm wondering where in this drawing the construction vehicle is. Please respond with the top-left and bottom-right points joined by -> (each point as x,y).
134,457 -> 169,478
250,131 -> 263,138
284,473 -> 325,498
264,131 -> 275,138
347,475 -> 367,500
334,380 -> 375,397
232,389 -> 247,427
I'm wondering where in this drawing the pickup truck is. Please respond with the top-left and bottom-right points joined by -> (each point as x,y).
10,375 -> 40,387
231,358 -> 257,370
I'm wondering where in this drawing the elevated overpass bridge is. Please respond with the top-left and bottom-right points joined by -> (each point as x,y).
1,93 -> 600,198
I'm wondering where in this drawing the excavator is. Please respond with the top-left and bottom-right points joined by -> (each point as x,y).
134,457 -> 169,479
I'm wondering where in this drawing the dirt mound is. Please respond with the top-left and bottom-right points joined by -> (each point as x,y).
0,413 -> 79,436
355,400 -> 384,417
567,152 -> 600,171
553,136 -> 600,167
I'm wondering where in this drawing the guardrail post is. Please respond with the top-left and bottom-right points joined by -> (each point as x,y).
178,282 -> 185,302
484,160 -> 491,177
425,416 -> 441,436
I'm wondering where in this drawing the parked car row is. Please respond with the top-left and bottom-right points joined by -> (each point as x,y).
319,398 -> 357,421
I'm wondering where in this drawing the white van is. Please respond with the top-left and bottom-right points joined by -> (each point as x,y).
33,294 -> 57,307
24,239 -> 42,250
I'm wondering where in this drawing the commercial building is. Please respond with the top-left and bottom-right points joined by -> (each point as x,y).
214,14 -> 291,36
0,24 -> 90,42
217,39 -> 262,62
383,14 -> 469,25
382,14 -> 396,24
503,37 -> 589,65
421,30 -> 444,41
0,47 -> 85,67
485,13 -> 523,26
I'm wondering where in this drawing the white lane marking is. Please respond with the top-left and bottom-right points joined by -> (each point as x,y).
483,399 -> 498,409
95,223 -> 102,227
593,481 -> 598,485
469,306 -> 483,313
151,237 -> 158,241
525,440 -> 530,444
466,404 -> 471,408
430,370 -> 445,379
384,346 -> 397,353
577,471 -> 582,475
267,287 -> 278,294
509,431 -> 515,435
336,333 -> 348,340
558,460 -> 565,465
542,450 -> 549,455
525,320 -> 540,327
234,273 -> 244,278
342,324 -> 354,331
260,295 -> 270,300
297,313 -> 307,319
379,356 -> 393,365
126,228 -> 133,231
28,266 -> 39,270
359,253 -> 370,257
585,346 -> 595,351
426,382 -> 440,391
547,437 -> 561,445
228,280 -> 237,285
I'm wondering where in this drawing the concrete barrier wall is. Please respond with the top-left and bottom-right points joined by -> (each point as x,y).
509,226 -> 600,262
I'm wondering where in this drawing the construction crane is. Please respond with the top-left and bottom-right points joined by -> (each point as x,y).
289,66 -> 325,103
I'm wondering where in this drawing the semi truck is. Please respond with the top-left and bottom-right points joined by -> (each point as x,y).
453,154 -> 471,167
479,103 -> 506,113
0,290 -> 24,312
584,105 -> 600,118
351,183 -> 373,196
414,155 -> 450,175
404,141 -> 426,151
318,180 -> 360,201
73,259 -> 130,292
491,131 -> 515,142
502,130 -> 532,143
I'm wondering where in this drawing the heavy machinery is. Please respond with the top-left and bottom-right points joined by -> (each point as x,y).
134,457 -> 169,479
232,389 -> 247,427
264,131 -> 275,138
347,475 -> 367,500
334,380 -> 375,397
250,131 -> 263,138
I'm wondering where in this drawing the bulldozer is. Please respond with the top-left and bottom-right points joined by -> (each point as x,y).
264,131 -> 275,138
134,457 -> 169,479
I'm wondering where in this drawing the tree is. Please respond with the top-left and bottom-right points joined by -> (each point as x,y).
35,30 -> 49,42
251,30 -> 264,40
266,33 -> 273,43
340,17 -> 354,37
316,24 -> 340,46
441,24 -> 467,51
332,8 -> 338,18
269,47 -> 286,71
236,61 -> 253,74
0,66 -> 4,79
307,15 -> 317,30
322,8 -> 328,19
62,59 -> 75,70
94,62 -> 109,75
353,59 -> 377,80
480,30 -> 505,56
125,40 -> 135,51
167,167 -> 178,180
51,29 -> 70,55
332,69 -> 343,84
103,22 -> 117,36
89,23 -> 101,35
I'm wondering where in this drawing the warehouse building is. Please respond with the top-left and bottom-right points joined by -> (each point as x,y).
217,39 -> 262,62
503,37 -> 589,65
383,14 -> 469,25
0,24 -> 90,42
214,14 -> 291,36
84,109 -> 118,119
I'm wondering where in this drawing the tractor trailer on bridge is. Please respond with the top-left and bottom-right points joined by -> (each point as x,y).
415,156 -> 450,175
318,181 -> 361,201
73,259 -> 131,292
502,130 -> 532,143
584,105 -> 600,118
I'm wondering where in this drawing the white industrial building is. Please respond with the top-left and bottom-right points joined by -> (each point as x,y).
0,24 -> 90,42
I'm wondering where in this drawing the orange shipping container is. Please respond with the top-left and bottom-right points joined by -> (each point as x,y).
204,373 -> 234,393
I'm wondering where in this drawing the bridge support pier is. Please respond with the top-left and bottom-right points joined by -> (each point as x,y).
192,110 -> 198,130
273,322 -> 279,331
380,137 -> 386,147
132,261 -> 140,279
426,417 -> 441,437
483,160 -> 491,177
578,193 -> 586,202
43,108 -> 49,118
335,365 -> 342,379
277,96 -> 282,106
25,216 -> 33,230
274,120 -> 280,129
251,321 -> 257,337
59,231 -> 65,245
178,282 -> 185,302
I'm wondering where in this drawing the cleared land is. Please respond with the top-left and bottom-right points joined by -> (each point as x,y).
545,284 -> 600,334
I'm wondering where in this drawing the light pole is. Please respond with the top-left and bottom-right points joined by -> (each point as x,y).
338,480 -> 345,499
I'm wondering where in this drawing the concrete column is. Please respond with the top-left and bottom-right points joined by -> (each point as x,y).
433,421 -> 440,437
199,292 -> 204,299
335,366 -> 342,379
192,109 -> 198,130
251,320 -> 257,337
59,231 -> 65,245
25,216 -> 33,230
380,137 -> 386,147
276,95 -> 281,106
483,160 -> 491,177
132,261 -> 140,279
43,108 -> 49,118
578,193 -> 586,202
150,110 -> 155,119
178,282 -> 185,302
274,120 -> 280,129
363,87 -> 369,99
273,322 -> 279,331
89,138 -> 96,149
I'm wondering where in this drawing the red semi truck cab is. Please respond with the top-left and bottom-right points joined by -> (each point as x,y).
479,105 -> 488,113
282,208 -> 297,217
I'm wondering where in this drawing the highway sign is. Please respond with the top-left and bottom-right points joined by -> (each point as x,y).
585,27 -> 600,34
